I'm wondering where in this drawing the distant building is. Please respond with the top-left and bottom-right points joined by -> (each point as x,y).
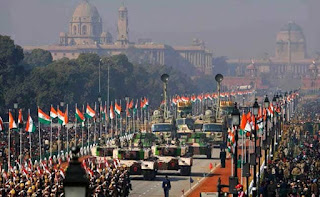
226,21 -> 315,90
24,0 -> 213,75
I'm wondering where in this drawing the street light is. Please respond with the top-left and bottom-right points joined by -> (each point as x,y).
64,146 -> 90,197
60,101 -> 65,153
13,102 -> 18,166
98,94 -> 102,144
231,102 -> 240,178
252,98 -> 259,197
161,74 -> 169,119
215,74 -> 224,120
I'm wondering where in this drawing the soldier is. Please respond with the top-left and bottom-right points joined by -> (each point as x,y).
162,175 -> 171,197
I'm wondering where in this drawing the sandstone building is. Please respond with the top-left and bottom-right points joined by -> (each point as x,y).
24,0 -> 213,75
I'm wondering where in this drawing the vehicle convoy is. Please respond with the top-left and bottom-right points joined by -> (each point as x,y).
150,109 -> 193,176
91,145 -> 157,180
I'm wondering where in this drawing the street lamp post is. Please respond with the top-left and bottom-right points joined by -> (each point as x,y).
215,74 -> 224,120
64,146 -> 90,197
98,94 -> 102,145
161,74 -> 169,119
252,98 -> 259,197
230,102 -> 240,197
13,102 -> 18,164
271,95 -> 276,160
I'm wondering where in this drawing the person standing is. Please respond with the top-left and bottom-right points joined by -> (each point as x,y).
162,175 -> 171,197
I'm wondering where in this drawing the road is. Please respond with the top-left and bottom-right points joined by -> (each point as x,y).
130,148 -> 221,197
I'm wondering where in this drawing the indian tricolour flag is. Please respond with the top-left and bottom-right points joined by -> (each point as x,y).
38,107 -> 51,125
75,107 -> 85,122
110,104 -> 115,120
85,104 -> 95,119
57,109 -> 64,125
50,106 -> 58,119
115,102 -> 121,115
25,114 -> 36,133
9,111 -> 17,130
0,116 -> 3,131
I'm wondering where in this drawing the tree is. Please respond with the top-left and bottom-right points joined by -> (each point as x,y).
0,35 -> 24,70
23,48 -> 53,69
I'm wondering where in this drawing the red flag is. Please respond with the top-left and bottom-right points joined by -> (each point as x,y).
209,162 -> 213,170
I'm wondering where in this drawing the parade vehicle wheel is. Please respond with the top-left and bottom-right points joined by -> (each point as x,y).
180,166 -> 191,176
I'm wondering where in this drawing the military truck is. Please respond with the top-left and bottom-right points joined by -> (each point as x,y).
152,144 -> 193,176
91,146 -> 157,180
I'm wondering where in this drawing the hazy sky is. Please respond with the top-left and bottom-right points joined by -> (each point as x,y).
1,0 -> 320,58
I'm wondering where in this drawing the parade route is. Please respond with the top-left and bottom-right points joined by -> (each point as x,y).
130,149 -> 221,197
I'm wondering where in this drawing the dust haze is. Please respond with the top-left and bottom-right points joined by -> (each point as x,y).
1,0 -> 320,58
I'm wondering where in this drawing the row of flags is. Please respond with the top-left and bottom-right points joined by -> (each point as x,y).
226,91 -> 299,154
0,97 -> 150,132
170,90 -> 254,105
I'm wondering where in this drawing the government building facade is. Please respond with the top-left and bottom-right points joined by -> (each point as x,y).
24,0 -> 213,75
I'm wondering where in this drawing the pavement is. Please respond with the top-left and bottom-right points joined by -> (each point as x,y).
186,138 -> 266,197
130,149 -> 221,197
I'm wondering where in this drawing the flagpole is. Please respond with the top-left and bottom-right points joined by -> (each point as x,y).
140,98 -> 143,130
57,105 -> 60,156
115,100 -> 118,136
38,107 -> 42,161
75,103 -> 77,148
66,104 -> 69,153
50,105 -> 53,158
94,102 -> 96,145
28,109 -> 32,160
111,101 -> 114,138
120,99 -> 122,136
87,104 -> 90,147
104,101 -> 107,142
8,110 -> 11,169
82,105 -> 85,151
20,120 -> 22,167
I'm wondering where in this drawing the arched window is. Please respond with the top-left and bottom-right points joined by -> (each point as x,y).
73,26 -> 77,35
82,25 -> 87,35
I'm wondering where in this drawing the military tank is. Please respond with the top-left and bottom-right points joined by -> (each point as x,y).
151,143 -> 192,176
91,137 -> 157,180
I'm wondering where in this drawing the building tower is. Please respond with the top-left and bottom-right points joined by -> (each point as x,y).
60,0 -> 108,46
275,21 -> 306,61
116,4 -> 129,45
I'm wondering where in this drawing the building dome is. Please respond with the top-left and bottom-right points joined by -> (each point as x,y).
72,0 -> 100,20
280,21 -> 302,32
277,21 -> 305,43
275,21 -> 307,60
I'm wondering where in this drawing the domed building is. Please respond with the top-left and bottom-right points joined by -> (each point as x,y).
275,21 -> 307,60
24,0 -> 213,76
59,0 -> 111,46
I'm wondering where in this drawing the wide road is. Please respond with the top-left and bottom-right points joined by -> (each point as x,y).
130,148 -> 221,197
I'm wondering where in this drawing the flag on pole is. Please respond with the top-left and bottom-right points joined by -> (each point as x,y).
133,100 -> 138,114
9,111 -> 17,130
57,109 -> 64,125
18,109 -> 23,125
115,102 -> 121,115
38,108 -> 51,125
0,116 -> 3,131
64,108 -> 68,125
102,105 -> 106,121
75,107 -> 85,122
50,106 -> 58,119
189,177 -> 194,183
85,104 -> 95,119
25,113 -> 36,132
239,113 -> 247,136
110,104 -> 115,120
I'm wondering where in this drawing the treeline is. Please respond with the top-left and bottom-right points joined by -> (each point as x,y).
0,35 -> 216,116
